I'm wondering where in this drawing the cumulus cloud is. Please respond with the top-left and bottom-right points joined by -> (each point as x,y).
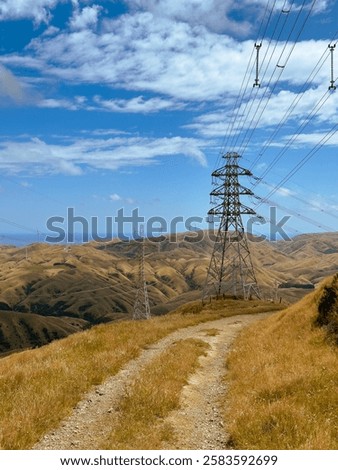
0,0 -> 60,23
6,6 -> 329,109
0,0 -> 329,30
186,84 -> 338,138
69,4 -> 102,30
125,0 -> 330,35
124,0 -> 254,35
0,134 -> 207,175
18,14 -> 251,101
0,0 -> 334,146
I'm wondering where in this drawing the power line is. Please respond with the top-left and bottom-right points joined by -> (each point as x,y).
0,216 -> 38,234
249,37 -> 336,170
0,174 -> 67,208
214,0 -> 279,171
254,86 -> 334,184
230,0 -> 296,152
252,177 -> 338,222
250,30 -> 338,170
253,194 -> 336,232
256,120 -> 338,206
237,0 -> 317,157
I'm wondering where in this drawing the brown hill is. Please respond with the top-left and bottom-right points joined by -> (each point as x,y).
0,310 -> 88,357
0,231 -> 337,354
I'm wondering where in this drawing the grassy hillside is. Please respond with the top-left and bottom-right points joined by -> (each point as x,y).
0,310 -> 88,356
224,274 -> 338,449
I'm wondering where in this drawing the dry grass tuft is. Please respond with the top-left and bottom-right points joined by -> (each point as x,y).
223,280 -> 338,450
102,338 -> 208,449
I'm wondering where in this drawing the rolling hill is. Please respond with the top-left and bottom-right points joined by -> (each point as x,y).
0,231 -> 337,354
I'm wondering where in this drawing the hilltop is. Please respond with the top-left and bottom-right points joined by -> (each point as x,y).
0,231 -> 337,354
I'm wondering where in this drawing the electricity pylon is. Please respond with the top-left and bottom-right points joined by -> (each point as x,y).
133,225 -> 151,320
204,152 -> 261,300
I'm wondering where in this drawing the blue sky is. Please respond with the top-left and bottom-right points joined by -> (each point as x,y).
0,0 -> 337,243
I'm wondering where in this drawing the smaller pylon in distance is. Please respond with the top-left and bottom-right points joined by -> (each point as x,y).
133,225 -> 151,320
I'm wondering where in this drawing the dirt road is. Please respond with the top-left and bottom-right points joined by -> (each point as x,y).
34,313 -> 270,450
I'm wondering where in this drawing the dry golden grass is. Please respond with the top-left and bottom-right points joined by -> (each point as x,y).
0,298 -> 280,449
102,338 -> 208,449
223,281 -> 338,449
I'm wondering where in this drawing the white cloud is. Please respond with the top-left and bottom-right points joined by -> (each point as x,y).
0,1 -> 334,132
124,1 -> 322,35
42,25 -> 60,36
125,0 -> 253,35
125,197 -> 135,205
36,94 -> 183,113
20,181 -> 32,188
187,84 -> 338,138
0,0 -> 61,23
109,193 -> 135,204
0,54 -> 46,71
92,95 -> 183,113
38,97 -> 81,110
6,7 -> 330,108
83,129 -> 130,136
276,187 -> 295,197
109,193 -> 122,201
313,0 -> 331,13
0,135 -> 207,176
69,5 -> 102,30
286,130 -> 338,146
0,0 -> 329,30
14,14 -> 250,101
256,162 -> 267,171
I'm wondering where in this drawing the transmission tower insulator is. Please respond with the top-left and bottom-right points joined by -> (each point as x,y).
133,225 -> 151,320
328,44 -> 336,91
203,152 -> 261,301
253,42 -> 262,88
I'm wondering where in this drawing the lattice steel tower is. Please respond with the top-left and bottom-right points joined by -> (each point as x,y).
204,152 -> 260,300
133,226 -> 151,320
